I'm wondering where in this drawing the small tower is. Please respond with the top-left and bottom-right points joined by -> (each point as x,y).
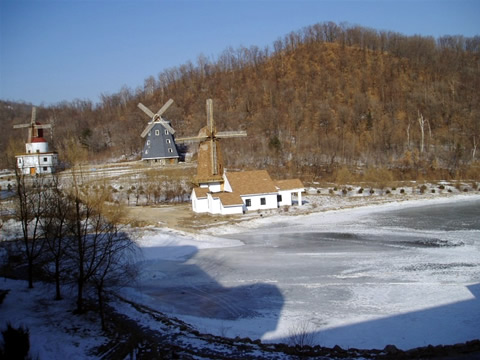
13,107 -> 58,175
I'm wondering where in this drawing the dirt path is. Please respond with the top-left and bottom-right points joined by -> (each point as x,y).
124,204 -> 193,229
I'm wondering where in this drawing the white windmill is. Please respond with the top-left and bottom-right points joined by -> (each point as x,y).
176,99 -> 247,185
13,107 -> 58,175
137,99 -> 180,164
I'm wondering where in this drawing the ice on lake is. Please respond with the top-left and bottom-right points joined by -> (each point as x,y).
128,197 -> 480,350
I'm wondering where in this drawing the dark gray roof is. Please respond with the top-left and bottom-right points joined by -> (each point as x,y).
141,121 -> 179,160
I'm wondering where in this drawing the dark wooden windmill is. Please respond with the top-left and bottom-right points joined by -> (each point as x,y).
138,99 -> 180,164
176,99 -> 247,184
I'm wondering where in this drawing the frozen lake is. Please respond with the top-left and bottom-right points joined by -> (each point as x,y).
131,197 -> 480,350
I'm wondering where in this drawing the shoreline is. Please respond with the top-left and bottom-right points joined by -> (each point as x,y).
195,192 -> 480,236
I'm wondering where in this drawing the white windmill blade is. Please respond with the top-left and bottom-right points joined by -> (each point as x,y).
206,99 -> 214,134
155,98 -> 174,117
36,124 -> 52,129
31,107 -> 37,123
140,122 -> 156,138
138,103 -> 155,118
216,130 -> 247,138
211,138 -> 218,175
175,135 -> 209,143
158,119 -> 176,134
13,123 -> 31,128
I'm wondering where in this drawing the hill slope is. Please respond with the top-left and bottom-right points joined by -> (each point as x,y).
2,23 -> 479,181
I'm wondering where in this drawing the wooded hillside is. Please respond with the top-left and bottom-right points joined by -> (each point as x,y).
2,22 -> 479,181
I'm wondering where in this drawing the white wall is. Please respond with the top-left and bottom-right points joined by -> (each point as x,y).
241,193 -> 277,211
207,194 -> 221,214
26,141 -> 48,154
220,204 -> 244,215
208,182 -> 222,193
223,175 -> 232,192
16,153 -> 58,175
191,189 -> 209,213
277,190 -> 292,206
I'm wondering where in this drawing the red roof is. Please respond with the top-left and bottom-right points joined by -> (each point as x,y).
31,137 -> 47,143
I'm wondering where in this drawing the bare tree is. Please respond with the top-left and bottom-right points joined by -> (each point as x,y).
13,169 -> 47,289
40,175 -> 71,300
418,111 -> 426,154
88,205 -> 138,330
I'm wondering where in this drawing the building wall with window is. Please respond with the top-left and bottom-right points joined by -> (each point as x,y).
16,153 -> 58,175
241,193 -> 277,211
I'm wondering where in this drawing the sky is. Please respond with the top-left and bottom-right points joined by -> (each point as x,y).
0,0 -> 479,106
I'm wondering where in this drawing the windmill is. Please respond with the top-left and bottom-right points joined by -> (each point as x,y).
13,107 -> 52,142
13,106 -> 58,175
176,99 -> 247,183
137,99 -> 180,164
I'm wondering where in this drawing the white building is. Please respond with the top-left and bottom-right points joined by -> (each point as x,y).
15,129 -> 58,175
191,170 -> 304,215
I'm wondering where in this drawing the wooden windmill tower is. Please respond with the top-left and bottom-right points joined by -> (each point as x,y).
138,99 -> 180,165
176,99 -> 247,185
13,107 -> 58,175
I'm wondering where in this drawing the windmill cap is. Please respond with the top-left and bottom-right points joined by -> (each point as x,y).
31,137 -> 47,143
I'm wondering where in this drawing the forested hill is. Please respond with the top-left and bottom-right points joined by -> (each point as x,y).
2,22 -> 479,181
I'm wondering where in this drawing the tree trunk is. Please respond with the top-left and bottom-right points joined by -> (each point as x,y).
97,284 -> 106,331
76,277 -> 84,313
55,258 -> 62,300
28,256 -> 33,289
418,112 -> 425,154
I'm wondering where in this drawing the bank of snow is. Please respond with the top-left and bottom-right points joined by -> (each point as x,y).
0,279 -> 107,360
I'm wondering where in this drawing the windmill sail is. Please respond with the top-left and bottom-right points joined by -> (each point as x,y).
138,99 -> 176,136
176,99 -> 247,183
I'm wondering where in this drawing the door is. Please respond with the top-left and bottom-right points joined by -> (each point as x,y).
30,167 -> 36,175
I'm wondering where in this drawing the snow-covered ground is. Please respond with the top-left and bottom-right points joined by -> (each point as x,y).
1,194 -> 479,358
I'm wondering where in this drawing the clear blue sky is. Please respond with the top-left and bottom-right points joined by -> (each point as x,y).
1,0 -> 479,106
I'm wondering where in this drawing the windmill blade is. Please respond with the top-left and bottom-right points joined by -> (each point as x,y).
206,99 -> 214,135
140,122 -> 156,138
211,138 -> 218,175
36,124 -> 52,129
216,130 -> 247,138
31,107 -> 37,124
138,103 -> 155,118
13,123 -> 31,129
158,119 -> 176,135
155,98 -> 174,117
175,135 -> 209,143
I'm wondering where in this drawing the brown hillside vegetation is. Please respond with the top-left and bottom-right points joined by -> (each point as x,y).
2,22 -> 479,182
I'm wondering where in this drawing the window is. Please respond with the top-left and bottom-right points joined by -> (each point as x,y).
155,130 -> 160,136
166,139 -> 171,144
277,194 -> 282,202
36,150 -> 40,153
145,150 -> 148,155
245,199 -> 251,207
146,140 -> 150,145
260,197 -> 266,205
18,158 -> 22,164
168,148 -> 173,153
43,157 -> 48,162
165,130 -> 169,135
43,167 -> 48,172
